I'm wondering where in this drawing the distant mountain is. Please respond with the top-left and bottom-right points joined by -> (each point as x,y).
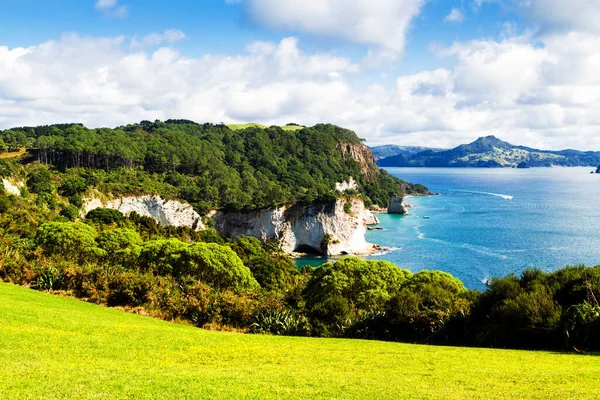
369,145 -> 444,160
378,136 -> 600,168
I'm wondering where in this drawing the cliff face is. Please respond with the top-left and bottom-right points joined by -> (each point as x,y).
83,195 -> 205,230
82,193 -> 378,256
338,142 -> 379,181
211,198 -> 376,256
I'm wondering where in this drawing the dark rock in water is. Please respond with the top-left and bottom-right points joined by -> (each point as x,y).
596,165 -> 600,174
388,195 -> 408,214
517,162 -> 530,169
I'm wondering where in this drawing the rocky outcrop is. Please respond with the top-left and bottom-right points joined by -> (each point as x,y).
335,177 -> 358,192
2,179 -> 24,196
364,210 -> 380,225
388,195 -> 408,215
338,142 -> 378,181
211,198 -> 376,256
597,165 -> 600,174
83,195 -> 204,230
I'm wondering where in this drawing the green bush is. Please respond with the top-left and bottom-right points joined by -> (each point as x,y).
37,222 -> 105,262
96,228 -> 143,267
304,258 -> 412,336
86,208 -> 124,224
60,205 -> 79,221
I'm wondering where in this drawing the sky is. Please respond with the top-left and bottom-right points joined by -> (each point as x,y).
1,0 -> 600,149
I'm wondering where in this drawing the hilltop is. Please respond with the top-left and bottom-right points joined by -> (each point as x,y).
378,136 -> 600,168
1,282 -> 598,400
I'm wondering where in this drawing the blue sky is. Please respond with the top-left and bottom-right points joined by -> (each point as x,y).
1,0 -> 599,149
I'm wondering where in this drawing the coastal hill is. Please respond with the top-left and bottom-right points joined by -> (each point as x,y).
369,144 -> 444,160
377,135 -> 600,168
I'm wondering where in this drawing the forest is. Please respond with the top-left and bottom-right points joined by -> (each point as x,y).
0,120 -> 427,213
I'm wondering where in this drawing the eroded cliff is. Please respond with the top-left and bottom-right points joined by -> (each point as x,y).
211,198 -> 377,256
83,195 -> 205,230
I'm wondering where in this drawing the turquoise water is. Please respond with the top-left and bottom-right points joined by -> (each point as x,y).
296,167 -> 600,290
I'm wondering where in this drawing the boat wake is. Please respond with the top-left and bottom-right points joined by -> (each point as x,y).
454,190 -> 513,200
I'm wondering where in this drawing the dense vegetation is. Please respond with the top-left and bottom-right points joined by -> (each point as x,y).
378,135 -> 600,168
3,283 -> 599,400
0,121 -> 598,353
0,120 -> 426,213
0,176 -> 598,351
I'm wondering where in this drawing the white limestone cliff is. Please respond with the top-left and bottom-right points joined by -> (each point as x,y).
211,198 -> 377,256
82,195 -> 204,230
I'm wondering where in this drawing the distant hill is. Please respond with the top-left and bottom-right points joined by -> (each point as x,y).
378,136 -> 600,168
369,145 -> 444,160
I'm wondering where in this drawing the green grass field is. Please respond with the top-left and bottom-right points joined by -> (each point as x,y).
1,283 -> 598,399
227,123 -> 304,131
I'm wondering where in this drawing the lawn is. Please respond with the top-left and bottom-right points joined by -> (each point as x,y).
0,282 -> 598,399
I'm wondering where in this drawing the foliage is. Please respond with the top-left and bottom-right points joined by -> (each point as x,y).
86,208 -> 125,224
2,121 -> 426,211
37,222 -> 105,261
60,205 -> 79,221
249,310 -> 311,336
303,258 -> 411,337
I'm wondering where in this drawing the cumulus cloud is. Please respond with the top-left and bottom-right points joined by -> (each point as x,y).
95,0 -> 128,18
444,8 -> 464,23
240,0 -> 426,59
2,29 -> 600,150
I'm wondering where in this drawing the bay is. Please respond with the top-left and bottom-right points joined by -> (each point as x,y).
296,167 -> 600,290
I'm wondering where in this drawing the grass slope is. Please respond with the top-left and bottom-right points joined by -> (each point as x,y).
228,123 -> 304,131
1,283 -> 598,400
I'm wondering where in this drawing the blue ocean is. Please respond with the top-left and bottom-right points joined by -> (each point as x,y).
296,167 -> 600,290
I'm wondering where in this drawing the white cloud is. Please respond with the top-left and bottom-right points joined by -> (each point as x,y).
130,30 -> 186,49
444,8 -> 464,23
241,0 -> 426,58
524,0 -> 600,33
95,0 -> 128,18
2,30 -> 600,150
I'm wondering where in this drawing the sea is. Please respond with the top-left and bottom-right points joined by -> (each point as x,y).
295,167 -> 600,290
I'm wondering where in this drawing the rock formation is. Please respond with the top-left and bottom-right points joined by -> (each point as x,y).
363,210 -> 380,225
211,198 -> 376,256
2,179 -> 24,196
388,195 -> 409,215
83,195 -> 204,230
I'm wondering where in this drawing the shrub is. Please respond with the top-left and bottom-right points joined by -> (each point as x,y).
385,271 -> 472,342
26,167 -> 54,195
179,243 -> 260,291
37,222 -> 105,262
86,208 -> 124,224
60,205 -> 79,221
96,228 -> 143,267
68,194 -> 83,208
250,310 -> 311,336
304,258 -> 411,337
343,201 -> 352,214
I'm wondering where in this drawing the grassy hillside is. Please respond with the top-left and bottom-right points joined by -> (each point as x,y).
0,283 -> 598,399
228,123 -> 304,131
